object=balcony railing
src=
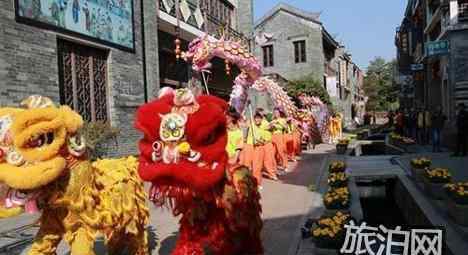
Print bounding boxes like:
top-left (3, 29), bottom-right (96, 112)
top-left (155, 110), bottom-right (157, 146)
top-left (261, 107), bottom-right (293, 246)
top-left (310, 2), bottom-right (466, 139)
top-left (159, 0), bottom-right (244, 41)
top-left (460, 1), bottom-right (468, 21)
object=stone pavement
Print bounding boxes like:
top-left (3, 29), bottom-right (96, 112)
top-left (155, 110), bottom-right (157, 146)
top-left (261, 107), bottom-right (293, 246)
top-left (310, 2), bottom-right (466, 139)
top-left (0, 144), bottom-right (336, 255)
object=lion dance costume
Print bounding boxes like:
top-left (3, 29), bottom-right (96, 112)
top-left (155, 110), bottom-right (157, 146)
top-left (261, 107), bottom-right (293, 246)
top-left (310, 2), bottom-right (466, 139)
top-left (134, 88), bottom-right (263, 255)
top-left (0, 96), bottom-right (149, 255)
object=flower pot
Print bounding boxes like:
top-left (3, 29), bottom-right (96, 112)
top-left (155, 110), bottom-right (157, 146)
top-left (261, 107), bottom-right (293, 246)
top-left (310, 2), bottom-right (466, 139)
top-left (446, 197), bottom-right (468, 226)
top-left (422, 177), bottom-right (449, 200)
top-left (312, 234), bottom-right (345, 252)
top-left (314, 247), bottom-right (340, 255)
top-left (336, 144), bottom-right (348, 155)
top-left (357, 132), bottom-right (368, 140)
top-left (329, 180), bottom-right (349, 188)
top-left (411, 167), bottom-right (426, 183)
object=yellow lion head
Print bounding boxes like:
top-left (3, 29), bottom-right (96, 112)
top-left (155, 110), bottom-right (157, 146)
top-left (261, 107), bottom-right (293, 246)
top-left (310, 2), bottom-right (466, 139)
top-left (0, 96), bottom-right (84, 191)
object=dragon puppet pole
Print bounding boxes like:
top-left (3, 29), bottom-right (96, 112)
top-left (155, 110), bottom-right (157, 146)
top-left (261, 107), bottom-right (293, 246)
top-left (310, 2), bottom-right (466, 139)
top-left (201, 71), bottom-right (210, 95)
top-left (246, 99), bottom-right (257, 145)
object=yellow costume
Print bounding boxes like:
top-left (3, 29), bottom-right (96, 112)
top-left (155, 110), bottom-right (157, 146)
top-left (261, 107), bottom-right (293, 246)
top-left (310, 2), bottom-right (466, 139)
top-left (0, 96), bottom-right (149, 255)
top-left (329, 116), bottom-right (340, 144)
top-left (226, 128), bottom-right (243, 161)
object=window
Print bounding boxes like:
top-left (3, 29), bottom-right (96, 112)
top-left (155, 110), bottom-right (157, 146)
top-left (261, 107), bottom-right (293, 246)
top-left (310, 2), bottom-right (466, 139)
top-left (58, 39), bottom-right (109, 122)
top-left (294, 40), bottom-right (306, 63)
top-left (459, 0), bottom-right (468, 21)
top-left (262, 45), bottom-right (274, 67)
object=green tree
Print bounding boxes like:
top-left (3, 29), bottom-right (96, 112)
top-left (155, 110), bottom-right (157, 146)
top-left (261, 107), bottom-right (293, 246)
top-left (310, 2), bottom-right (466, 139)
top-left (364, 57), bottom-right (399, 111)
top-left (286, 75), bottom-right (331, 106)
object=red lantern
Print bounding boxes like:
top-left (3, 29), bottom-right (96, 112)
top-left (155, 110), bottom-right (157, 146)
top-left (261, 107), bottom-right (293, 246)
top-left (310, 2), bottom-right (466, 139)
top-left (175, 38), bottom-right (181, 59)
top-left (0, 148), bottom-right (4, 159)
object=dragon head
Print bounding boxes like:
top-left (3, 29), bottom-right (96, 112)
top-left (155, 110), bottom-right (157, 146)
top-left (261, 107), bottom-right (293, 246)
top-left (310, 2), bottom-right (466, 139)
top-left (185, 36), bottom-right (214, 71)
top-left (135, 89), bottom-right (229, 194)
top-left (0, 96), bottom-right (84, 197)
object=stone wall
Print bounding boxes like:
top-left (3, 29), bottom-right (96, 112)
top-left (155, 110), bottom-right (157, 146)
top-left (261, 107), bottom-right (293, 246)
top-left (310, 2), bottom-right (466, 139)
top-left (0, 0), bottom-right (159, 156)
top-left (236, 0), bottom-right (254, 37)
top-left (254, 11), bottom-right (324, 81)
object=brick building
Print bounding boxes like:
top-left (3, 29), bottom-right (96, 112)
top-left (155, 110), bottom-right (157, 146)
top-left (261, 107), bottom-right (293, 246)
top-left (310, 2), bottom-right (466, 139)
top-left (0, 0), bottom-right (253, 155)
top-left (396, 0), bottom-right (468, 120)
top-left (253, 2), bottom-right (365, 127)
top-left (0, 0), bottom-right (161, 156)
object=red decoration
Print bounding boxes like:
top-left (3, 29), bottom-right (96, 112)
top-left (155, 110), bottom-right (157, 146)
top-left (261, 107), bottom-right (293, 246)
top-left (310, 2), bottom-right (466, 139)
top-left (175, 38), bottom-right (182, 59)
top-left (134, 93), bottom-right (263, 255)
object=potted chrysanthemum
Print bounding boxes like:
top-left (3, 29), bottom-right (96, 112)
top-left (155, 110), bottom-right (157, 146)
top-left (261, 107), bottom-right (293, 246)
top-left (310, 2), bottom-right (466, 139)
top-left (410, 157), bottom-right (431, 183)
top-left (311, 211), bottom-right (351, 254)
top-left (336, 139), bottom-right (349, 155)
top-left (445, 182), bottom-right (468, 226)
top-left (422, 168), bottom-right (452, 200)
top-left (328, 172), bottom-right (348, 188)
top-left (329, 161), bottom-right (346, 173)
top-left (323, 187), bottom-right (350, 214)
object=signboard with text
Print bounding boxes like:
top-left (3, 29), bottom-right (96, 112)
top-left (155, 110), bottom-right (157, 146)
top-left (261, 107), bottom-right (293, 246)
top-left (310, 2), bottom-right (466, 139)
top-left (425, 40), bottom-right (449, 57)
top-left (411, 64), bottom-right (424, 71)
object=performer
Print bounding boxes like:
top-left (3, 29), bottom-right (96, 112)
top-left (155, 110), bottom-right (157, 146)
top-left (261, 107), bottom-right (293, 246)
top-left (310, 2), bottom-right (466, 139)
top-left (226, 108), bottom-right (243, 165)
top-left (270, 108), bottom-right (289, 172)
top-left (336, 113), bottom-right (343, 140)
top-left (329, 114), bottom-right (339, 144)
top-left (0, 96), bottom-right (149, 254)
top-left (242, 112), bottom-right (278, 188)
top-left (285, 118), bottom-right (297, 162)
top-left (293, 118), bottom-right (303, 156)
top-left (134, 89), bottom-right (263, 255)
top-left (256, 109), bottom-right (279, 180)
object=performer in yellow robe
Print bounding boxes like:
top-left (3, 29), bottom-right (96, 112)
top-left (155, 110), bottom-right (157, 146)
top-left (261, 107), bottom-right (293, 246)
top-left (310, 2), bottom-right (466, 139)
top-left (270, 108), bottom-right (289, 172)
top-left (336, 113), bottom-right (343, 140)
top-left (328, 115), bottom-right (337, 144)
top-left (259, 113), bottom-right (278, 180)
top-left (226, 109), bottom-right (243, 165)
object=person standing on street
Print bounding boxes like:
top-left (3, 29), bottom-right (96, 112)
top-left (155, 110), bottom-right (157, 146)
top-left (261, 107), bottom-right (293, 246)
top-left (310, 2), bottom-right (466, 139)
top-left (409, 108), bottom-right (417, 140)
top-left (453, 103), bottom-right (468, 157)
top-left (387, 111), bottom-right (395, 127)
top-left (403, 109), bottom-right (410, 137)
top-left (395, 110), bottom-right (404, 135)
top-left (424, 108), bottom-right (432, 145)
top-left (431, 107), bottom-right (446, 152)
top-left (417, 108), bottom-right (425, 144)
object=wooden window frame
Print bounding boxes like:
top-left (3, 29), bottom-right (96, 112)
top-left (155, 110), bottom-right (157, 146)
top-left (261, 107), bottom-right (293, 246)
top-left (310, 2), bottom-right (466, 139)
top-left (294, 40), bottom-right (306, 63)
top-left (262, 45), bottom-right (274, 67)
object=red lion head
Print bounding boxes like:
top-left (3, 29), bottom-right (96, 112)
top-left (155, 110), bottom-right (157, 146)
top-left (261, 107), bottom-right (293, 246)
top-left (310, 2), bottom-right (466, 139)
top-left (134, 89), bottom-right (229, 193)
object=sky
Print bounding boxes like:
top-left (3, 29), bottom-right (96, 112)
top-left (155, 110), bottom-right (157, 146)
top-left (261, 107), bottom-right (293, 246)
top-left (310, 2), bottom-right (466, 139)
top-left (254, 0), bottom-right (408, 71)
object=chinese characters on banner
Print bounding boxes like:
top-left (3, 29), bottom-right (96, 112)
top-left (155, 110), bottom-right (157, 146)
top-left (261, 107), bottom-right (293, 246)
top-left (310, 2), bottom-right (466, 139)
top-left (340, 221), bottom-right (444, 255)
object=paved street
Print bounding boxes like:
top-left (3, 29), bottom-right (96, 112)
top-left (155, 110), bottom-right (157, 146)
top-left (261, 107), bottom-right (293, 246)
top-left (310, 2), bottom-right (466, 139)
top-left (0, 144), bottom-right (334, 255)
top-left (151, 144), bottom-right (334, 255)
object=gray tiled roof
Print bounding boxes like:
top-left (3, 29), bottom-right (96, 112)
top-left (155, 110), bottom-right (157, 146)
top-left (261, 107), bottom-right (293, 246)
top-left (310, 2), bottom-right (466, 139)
top-left (254, 2), bottom-right (321, 28)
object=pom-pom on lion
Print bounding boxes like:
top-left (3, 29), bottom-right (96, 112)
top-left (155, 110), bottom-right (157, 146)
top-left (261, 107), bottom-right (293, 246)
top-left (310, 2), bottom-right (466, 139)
top-left (0, 95), bottom-right (149, 255)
